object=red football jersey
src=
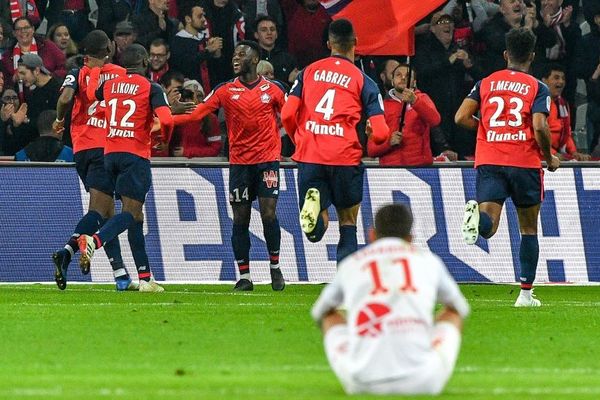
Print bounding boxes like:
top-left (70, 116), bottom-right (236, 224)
top-left (61, 63), bottom-right (126, 153)
top-left (289, 56), bottom-right (384, 166)
top-left (468, 69), bottom-right (551, 168)
top-left (202, 76), bottom-right (285, 164)
top-left (96, 73), bottom-right (170, 159)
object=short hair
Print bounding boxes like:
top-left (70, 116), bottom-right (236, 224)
top-left (159, 70), bottom-right (185, 87)
top-left (257, 60), bottom-right (274, 75)
top-left (505, 28), bottom-right (536, 65)
top-left (81, 30), bottom-right (111, 58)
top-left (178, 1), bottom-right (199, 24)
top-left (150, 38), bottom-right (169, 52)
top-left (236, 40), bottom-right (261, 57)
top-left (374, 204), bottom-right (413, 239)
top-left (328, 19), bottom-right (355, 53)
top-left (255, 15), bottom-right (278, 32)
top-left (392, 63), bottom-right (417, 80)
top-left (13, 16), bottom-right (33, 30)
top-left (540, 62), bottom-right (566, 80)
top-left (120, 43), bottom-right (148, 69)
top-left (37, 109), bottom-right (57, 135)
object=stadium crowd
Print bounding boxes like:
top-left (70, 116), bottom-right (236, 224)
top-left (0, 0), bottom-right (597, 164)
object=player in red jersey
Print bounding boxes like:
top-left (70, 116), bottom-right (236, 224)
top-left (455, 28), bottom-right (560, 307)
top-left (174, 41), bottom-right (286, 292)
top-left (281, 19), bottom-right (389, 263)
top-left (51, 30), bottom-right (137, 291)
top-left (77, 44), bottom-right (174, 293)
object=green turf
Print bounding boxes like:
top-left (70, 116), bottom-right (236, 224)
top-left (1, 284), bottom-right (600, 399)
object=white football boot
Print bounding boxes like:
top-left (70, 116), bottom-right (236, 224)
top-left (139, 277), bottom-right (165, 293)
top-left (514, 288), bottom-right (542, 307)
top-left (462, 200), bottom-right (480, 245)
top-left (300, 188), bottom-right (321, 234)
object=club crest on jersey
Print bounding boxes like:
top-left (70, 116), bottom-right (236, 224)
top-left (260, 93), bottom-right (271, 104)
top-left (262, 170), bottom-right (278, 188)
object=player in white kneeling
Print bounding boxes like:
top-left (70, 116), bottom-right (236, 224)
top-left (311, 204), bottom-right (470, 395)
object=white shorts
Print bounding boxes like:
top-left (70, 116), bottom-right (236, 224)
top-left (324, 321), bottom-right (461, 395)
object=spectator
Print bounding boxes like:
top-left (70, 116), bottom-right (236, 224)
top-left (17, 53), bottom-right (61, 130)
top-left (0, 0), bottom-right (45, 29)
top-left (477, 0), bottom-right (539, 75)
top-left (112, 20), bottom-right (138, 64)
top-left (14, 109), bottom-right (73, 161)
top-left (368, 64), bottom-right (441, 166)
top-left (97, 0), bottom-right (146, 38)
top-left (199, 0), bottom-right (245, 86)
top-left (154, 70), bottom-right (186, 156)
top-left (132, 0), bottom-right (179, 49)
top-left (541, 64), bottom-right (590, 161)
top-left (378, 58), bottom-right (400, 97)
top-left (239, 0), bottom-right (284, 41)
top-left (171, 83), bottom-right (222, 157)
top-left (170, 2), bottom-right (222, 95)
top-left (45, 0), bottom-right (92, 42)
top-left (148, 38), bottom-right (171, 82)
top-left (0, 87), bottom-right (34, 155)
top-left (46, 23), bottom-right (79, 58)
top-left (577, 1), bottom-right (600, 153)
top-left (443, 0), bottom-right (499, 34)
top-left (257, 59), bottom-right (275, 80)
top-left (415, 12), bottom-right (481, 159)
top-left (532, 0), bottom-right (580, 119)
top-left (280, 0), bottom-right (330, 68)
top-left (1, 17), bottom-right (66, 81)
top-left (254, 15), bottom-right (299, 86)
top-left (0, 22), bottom-right (10, 61)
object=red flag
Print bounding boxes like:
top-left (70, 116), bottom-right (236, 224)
top-left (321, 0), bottom-right (446, 56)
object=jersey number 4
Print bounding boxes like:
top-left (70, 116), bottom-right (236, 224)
top-left (107, 98), bottom-right (136, 128)
top-left (489, 96), bottom-right (524, 127)
top-left (315, 89), bottom-right (336, 121)
top-left (365, 258), bottom-right (417, 295)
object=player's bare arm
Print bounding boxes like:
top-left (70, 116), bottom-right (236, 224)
top-left (54, 87), bottom-right (75, 134)
top-left (455, 98), bottom-right (480, 131)
top-left (533, 112), bottom-right (560, 172)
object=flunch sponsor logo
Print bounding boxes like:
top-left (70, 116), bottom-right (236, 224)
top-left (486, 130), bottom-right (527, 142)
top-left (305, 120), bottom-right (344, 137)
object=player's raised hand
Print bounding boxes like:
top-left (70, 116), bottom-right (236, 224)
top-left (547, 154), bottom-right (560, 172)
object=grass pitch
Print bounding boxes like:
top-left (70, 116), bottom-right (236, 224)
top-left (1, 284), bottom-right (600, 399)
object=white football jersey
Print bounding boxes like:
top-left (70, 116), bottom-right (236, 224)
top-left (311, 237), bottom-right (470, 385)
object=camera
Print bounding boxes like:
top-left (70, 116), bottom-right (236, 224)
top-left (178, 88), bottom-right (195, 102)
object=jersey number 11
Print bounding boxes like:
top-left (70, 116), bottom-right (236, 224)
top-left (364, 258), bottom-right (417, 295)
